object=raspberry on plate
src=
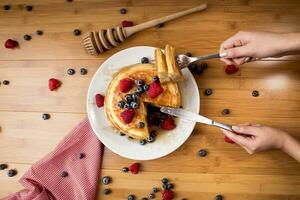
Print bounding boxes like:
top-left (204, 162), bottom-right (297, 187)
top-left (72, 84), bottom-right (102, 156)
top-left (119, 78), bottom-right (134, 93)
top-left (147, 82), bottom-right (164, 98)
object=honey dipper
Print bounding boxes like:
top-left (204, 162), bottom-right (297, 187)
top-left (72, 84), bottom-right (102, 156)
top-left (83, 4), bottom-right (207, 56)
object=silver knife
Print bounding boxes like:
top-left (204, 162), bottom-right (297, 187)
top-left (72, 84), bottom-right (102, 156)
top-left (160, 107), bottom-right (233, 132)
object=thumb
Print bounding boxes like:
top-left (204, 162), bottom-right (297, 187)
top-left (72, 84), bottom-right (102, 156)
top-left (224, 46), bottom-right (251, 59)
top-left (232, 125), bottom-right (257, 136)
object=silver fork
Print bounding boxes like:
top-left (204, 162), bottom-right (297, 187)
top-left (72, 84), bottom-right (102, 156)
top-left (176, 52), bottom-right (227, 69)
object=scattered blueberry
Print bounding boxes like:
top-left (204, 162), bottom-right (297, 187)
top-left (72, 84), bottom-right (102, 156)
top-left (163, 184), bottom-right (168, 190)
top-left (137, 86), bottom-right (144, 93)
top-left (103, 188), bottom-right (111, 195)
top-left (124, 103), bottom-right (131, 110)
top-left (198, 149), bottom-right (207, 157)
top-left (80, 68), bottom-right (88, 75)
top-left (167, 183), bottom-right (174, 189)
top-left (252, 90), bottom-right (259, 97)
top-left (157, 23), bottom-right (164, 28)
top-left (60, 171), bottom-right (68, 177)
top-left (185, 52), bottom-right (192, 57)
top-left (73, 29), bottom-right (81, 36)
top-left (152, 187), bottom-right (158, 193)
top-left (130, 101), bottom-right (138, 109)
top-left (188, 63), bottom-right (198, 72)
top-left (0, 164), bottom-right (8, 170)
top-left (122, 167), bottom-right (129, 173)
top-left (136, 79), bottom-right (144, 86)
top-left (67, 68), bottom-right (75, 75)
top-left (143, 84), bottom-right (150, 91)
top-left (131, 93), bottom-right (138, 102)
top-left (7, 169), bottom-right (17, 177)
top-left (149, 193), bottom-right (155, 199)
top-left (150, 130), bottom-right (156, 137)
top-left (118, 101), bottom-right (125, 109)
top-left (141, 57), bottom-right (149, 64)
top-left (24, 34), bottom-right (31, 41)
top-left (42, 113), bottom-right (50, 120)
top-left (25, 5), bottom-right (33, 11)
top-left (125, 94), bottom-right (132, 103)
top-left (147, 135), bottom-right (155, 143)
top-left (162, 178), bottom-right (169, 185)
top-left (137, 122), bottom-right (145, 128)
top-left (204, 88), bottom-right (213, 96)
top-left (3, 80), bottom-right (10, 85)
top-left (3, 5), bottom-right (10, 10)
top-left (120, 132), bottom-right (126, 136)
top-left (120, 8), bottom-right (127, 14)
top-left (139, 139), bottom-right (147, 145)
top-left (215, 194), bottom-right (223, 200)
top-left (152, 76), bottom-right (159, 82)
top-left (102, 176), bottom-right (111, 185)
top-left (200, 62), bottom-right (208, 69)
top-left (128, 194), bottom-right (135, 200)
top-left (36, 30), bottom-right (43, 35)
top-left (79, 153), bottom-right (85, 159)
top-left (222, 109), bottom-right (230, 115)
top-left (195, 66), bottom-right (203, 75)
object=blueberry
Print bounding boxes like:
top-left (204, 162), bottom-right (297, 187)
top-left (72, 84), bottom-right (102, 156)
top-left (7, 169), bottom-right (17, 177)
top-left (24, 34), bottom-right (31, 41)
top-left (3, 80), bottom-right (10, 85)
top-left (204, 88), bottom-right (213, 96)
top-left (124, 103), bottom-right (131, 110)
top-left (80, 68), bottom-right (88, 75)
top-left (136, 86), bottom-right (143, 93)
top-left (215, 194), bottom-right (223, 200)
top-left (131, 93), bottom-right (139, 102)
top-left (130, 101), bottom-right (138, 109)
top-left (125, 94), bottom-right (132, 103)
top-left (73, 29), bottom-right (81, 36)
top-left (198, 149), bottom-right (207, 157)
top-left (149, 193), bottom-right (155, 199)
top-left (118, 101), bottom-right (125, 109)
top-left (152, 76), bottom-right (159, 82)
top-left (162, 184), bottom-right (168, 190)
top-left (3, 5), bottom-right (10, 10)
top-left (137, 122), bottom-right (145, 128)
top-left (150, 130), bottom-right (157, 137)
top-left (67, 68), bottom-right (75, 75)
top-left (141, 57), bottom-right (149, 64)
top-left (122, 167), bottom-right (129, 173)
top-left (252, 90), bottom-right (259, 97)
top-left (60, 171), bottom-right (68, 177)
top-left (167, 183), bottom-right (174, 189)
top-left (139, 139), bottom-right (147, 145)
top-left (36, 30), bottom-right (43, 35)
top-left (103, 188), bottom-right (111, 195)
top-left (102, 176), bottom-right (111, 185)
top-left (128, 136), bottom-right (133, 139)
top-left (185, 52), bottom-right (192, 57)
top-left (25, 5), bottom-right (33, 11)
top-left (159, 113), bottom-right (167, 120)
top-left (0, 164), bottom-right (8, 170)
top-left (120, 132), bottom-right (126, 136)
top-left (222, 109), bottom-right (230, 115)
top-left (152, 187), bottom-right (158, 193)
top-left (200, 62), bottom-right (208, 69)
top-left (195, 66), bottom-right (203, 75)
top-left (141, 198), bottom-right (148, 200)
top-left (188, 63), bottom-right (198, 73)
top-left (135, 79), bottom-right (144, 86)
top-left (157, 23), bottom-right (164, 28)
top-left (143, 84), bottom-right (150, 91)
top-left (79, 153), bottom-right (85, 159)
top-left (128, 194), bottom-right (135, 200)
top-left (162, 178), bottom-right (169, 185)
top-left (120, 8), bottom-right (127, 14)
top-left (42, 113), bottom-right (50, 120)
top-left (134, 92), bottom-right (141, 97)
top-left (147, 135), bottom-right (155, 143)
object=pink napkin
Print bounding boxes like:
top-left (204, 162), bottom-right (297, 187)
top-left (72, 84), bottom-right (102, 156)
top-left (3, 117), bottom-right (103, 200)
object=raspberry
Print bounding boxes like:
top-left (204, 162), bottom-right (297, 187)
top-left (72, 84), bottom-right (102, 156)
top-left (147, 82), bottom-right (163, 98)
top-left (95, 94), bottom-right (105, 108)
top-left (129, 162), bottom-right (140, 174)
top-left (48, 78), bottom-right (61, 91)
top-left (225, 64), bottom-right (239, 74)
top-left (4, 39), bottom-right (18, 49)
top-left (119, 78), bottom-right (134, 93)
top-left (162, 190), bottom-right (174, 200)
top-left (160, 116), bottom-right (176, 130)
top-left (120, 109), bottom-right (135, 124)
top-left (121, 20), bottom-right (134, 27)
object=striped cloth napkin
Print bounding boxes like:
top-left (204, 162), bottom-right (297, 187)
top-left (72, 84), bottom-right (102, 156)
top-left (3, 117), bottom-right (103, 200)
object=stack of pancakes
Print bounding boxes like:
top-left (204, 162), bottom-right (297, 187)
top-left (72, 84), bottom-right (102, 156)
top-left (105, 45), bottom-right (183, 139)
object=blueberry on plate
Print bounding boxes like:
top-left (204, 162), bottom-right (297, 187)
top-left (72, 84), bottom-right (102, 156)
top-left (147, 135), bottom-right (155, 143)
top-left (137, 86), bottom-right (144, 93)
top-left (124, 103), bottom-right (131, 110)
top-left (149, 193), bottom-right (155, 199)
top-left (125, 94), bottom-right (132, 103)
top-left (167, 183), bottom-right (174, 189)
top-left (103, 188), bottom-right (111, 195)
top-left (131, 93), bottom-right (138, 102)
top-left (7, 169), bottom-right (17, 177)
top-left (67, 68), bottom-right (75, 75)
top-left (141, 57), bottom-right (149, 64)
top-left (137, 122), bottom-right (145, 128)
top-left (162, 178), bottom-right (169, 185)
top-left (152, 187), bottom-right (158, 193)
top-left (118, 101), bottom-right (125, 108)
top-left (102, 176), bottom-right (111, 185)
top-left (130, 101), bottom-right (138, 109)
top-left (136, 79), bottom-right (144, 86)
top-left (120, 132), bottom-right (126, 136)
top-left (198, 149), bottom-right (207, 157)
top-left (143, 84), bottom-right (150, 91)
top-left (152, 76), bottom-right (159, 82)
top-left (134, 91), bottom-right (141, 97)
top-left (139, 139), bottom-right (147, 145)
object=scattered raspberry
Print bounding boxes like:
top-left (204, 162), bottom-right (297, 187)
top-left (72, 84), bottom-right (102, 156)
top-left (225, 64), bottom-right (239, 74)
top-left (162, 190), bottom-right (174, 200)
top-left (121, 20), bottom-right (134, 27)
top-left (120, 109), bottom-right (135, 124)
top-left (224, 136), bottom-right (235, 144)
top-left (147, 82), bottom-right (163, 98)
top-left (160, 116), bottom-right (176, 130)
top-left (95, 94), bottom-right (105, 108)
top-left (119, 78), bottom-right (134, 93)
top-left (48, 78), bottom-right (61, 91)
top-left (129, 162), bottom-right (140, 174)
top-left (4, 39), bottom-right (18, 49)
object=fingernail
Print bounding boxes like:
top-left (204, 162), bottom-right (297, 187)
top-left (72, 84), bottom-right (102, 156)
top-left (220, 52), bottom-right (227, 58)
top-left (232, 126), bottom-right (239, 131)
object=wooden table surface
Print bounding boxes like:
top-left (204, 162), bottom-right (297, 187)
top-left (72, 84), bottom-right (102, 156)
top-left (1, 0), bottom-right (300, 199)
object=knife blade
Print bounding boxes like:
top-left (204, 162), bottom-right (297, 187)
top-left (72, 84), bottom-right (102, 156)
top-left (160, 107), bottom-right (233, 132)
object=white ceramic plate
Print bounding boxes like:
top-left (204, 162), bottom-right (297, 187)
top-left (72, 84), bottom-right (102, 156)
top-left (87, 46), bottom-right (200, 160)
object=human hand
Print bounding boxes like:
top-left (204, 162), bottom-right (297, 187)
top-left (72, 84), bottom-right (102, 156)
top-left (220, 123), bottom-right (287, 154)
top-left (219, 31), bottom-right (291, 65)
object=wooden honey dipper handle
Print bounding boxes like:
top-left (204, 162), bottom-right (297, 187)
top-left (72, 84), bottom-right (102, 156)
top-left (124, 4), bottom-right (207, 37)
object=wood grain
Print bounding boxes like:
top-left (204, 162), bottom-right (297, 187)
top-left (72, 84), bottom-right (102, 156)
top-left (0, 0), bottom-right (300, 199)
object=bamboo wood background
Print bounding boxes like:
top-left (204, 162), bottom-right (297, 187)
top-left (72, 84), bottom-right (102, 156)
top-left (0, 0), bottom-right (300, 199)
